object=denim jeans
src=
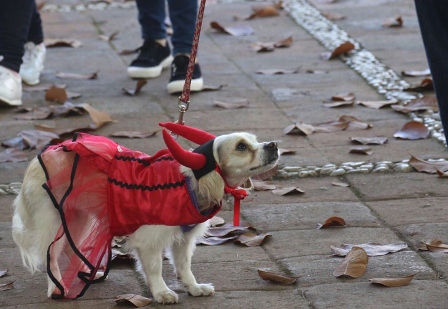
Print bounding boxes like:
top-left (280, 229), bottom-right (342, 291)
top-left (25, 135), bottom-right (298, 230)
top-left (136, 0), bottom-right (197, 55)
top-left (414, 0), bottom-right (448, 144)
top-left (0, 0), bottom-right (44, 72)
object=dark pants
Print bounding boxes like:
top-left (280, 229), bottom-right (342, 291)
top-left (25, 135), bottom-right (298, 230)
top-left (414, 0), bottom-right (448, 143)
top-left (0, 0), bottom-right (44, 72)
top-left (136, 0), bottom-right (197, 55)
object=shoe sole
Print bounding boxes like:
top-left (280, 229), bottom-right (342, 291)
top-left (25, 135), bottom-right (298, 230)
top-left (167, 77), bottom-right (204, 94)
top-left (0, 95), bottom-right (22, 106)
top-left (127, 55), bottom-right (173, 79)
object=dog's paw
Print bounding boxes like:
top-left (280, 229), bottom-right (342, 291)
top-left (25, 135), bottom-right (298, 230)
top-left (188, 283), bottom-right (215, 297)
top-left (154, 289), bottom-right (179, 304)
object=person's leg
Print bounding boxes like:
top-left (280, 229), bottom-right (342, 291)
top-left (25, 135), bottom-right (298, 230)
top-left (27, 2), bottom-right (44, 45)
top-left (414, 0), bottom-right (448, 143)
top-left (167, 0), bottom-right (197, 55)
top-left (127, 0), bottom-right (173, 79)
top-left (166, 0), bottom-right (203, 94)
top-left (0, 0), bottom-right (34, 72)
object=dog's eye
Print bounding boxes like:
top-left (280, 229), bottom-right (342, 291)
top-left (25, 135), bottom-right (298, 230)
top-left (236, 143), bottom-right (247, 151)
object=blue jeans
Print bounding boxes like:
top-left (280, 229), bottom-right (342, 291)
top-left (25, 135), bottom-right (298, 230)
top-left (414, 0), bottom-right (448, 144)
top-left (136, 0), bottom-right (197, 55)
top-left (0, 0), bottom-right (44, 72)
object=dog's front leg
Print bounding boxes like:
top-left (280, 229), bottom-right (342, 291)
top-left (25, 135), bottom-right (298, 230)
top-left (171, 227), bottom-right (215, 297)
top-left (136, 247), bottom-right (179, 304)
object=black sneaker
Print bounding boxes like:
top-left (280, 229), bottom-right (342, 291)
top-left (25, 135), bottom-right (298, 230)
top-left (127, 40), bottom-right (173, 79)
top-left (167, 55), bottom-right (203, 94)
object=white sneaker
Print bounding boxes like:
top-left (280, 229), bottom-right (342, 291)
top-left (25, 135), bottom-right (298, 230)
top-left (20, 42), bottom-right (46, 85)
top-left (0, 65), bottom-right (22, 106)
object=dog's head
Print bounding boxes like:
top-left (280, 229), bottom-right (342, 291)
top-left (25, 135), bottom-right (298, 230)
top-left (160, 122), bottom-right (279, 207)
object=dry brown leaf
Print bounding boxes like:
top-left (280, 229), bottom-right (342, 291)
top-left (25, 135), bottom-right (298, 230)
top-left (205, 223), bottom-right (251, 238)
top-left (321, 41), bottom-right (355, 60)
top-left (333, 247), bottom-right (368, 278)
top-left (279, 148), bottom-right (296, 155)
top-left (256, 68), bottom-right (299, 75)
top-left (0, 270), bottom-right (8, 278)
top-left (332, 181), bottom-right (349, 187)
top-left (331, 243), bottom-right (408, 257)
top-left (283, 122), bottom-right (314, 135)
top-left (115, 294), bottom-right (151, 307)
top-left (421, 239), bottom-right (448, 252)
top-left (234, 231), bottom-right (271, 247)
top-left (81, 103), bottom-right (114, 129)
top-left (393, 121), bottom-right (429, 140)
top-left (45, 86), bottom-right (67, 103)
top-left (0, 148), bottom-right (28, 163)
top-left (272, 186), bottom-right (304, 196)
top-left (208, 216), bottom-right (225, 227)
top-left (369, 274), bottom-right (415, 287)
top-left (20, 130), bottom-right (61, 150)
top-left (111, 248), bottom-right (135, 261)
top-left (1, 137), bottom-right (27, 150)
top-left (0, 281), bottom-right (14, 291)
top-left (198, 235), bottom-right (238, 246)
top-left (44, 38), bottom-right (82, 48)
top-left (99, 31), bottom-right (119, 42)
top-left (210, 21), bottom-right (254, 36)
top-left (123, 79), bottom-right (147, 96)
top-left (350, 136), bottom-right (388, 145)
top-left (356, 99), bottom-right (398, 109)
top-left (253, 180), bottom-right (277, 191)
top-left (436, 169), bottom-right (448, 177)
top-left (392, 96), bottom-right (438, 113)
top-left (340, 115), bottom-right (372, 131)
top-left (409, 155), bottom-right (448, 174)
top-left (110, 131), bottom-right (157, 139)
top-left (213, 99), bottom-right (249, 109)
top-left (274, 36), bottom-right (293, 48)
top-left (403, 78), bottom-right (433, 92)
top-left (323, 101), bottom-right (354, 108)
top-left (322, 12), bottom-right (346, 21)
top-left (382, 16), bottom-right (403, 28)
top-left (23, 83), bottom-right (66, 92)
top-left (349, 146), bottom-right (373, 155)
top-left (402, 68), bottom-right (431, 77)
top-left (56, 71), bottom-right (99, 80)
top-left (252, 36), bottom-right (293, 52)
top-left (317, 216), bottom-right (347, 229)
top-left (14, 106), bottom-right (52, 120)
top-left (257, 269), bottom-right (299, 285)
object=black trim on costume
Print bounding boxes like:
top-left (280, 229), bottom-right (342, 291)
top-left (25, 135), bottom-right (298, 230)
top-left (38, 153), bottom-right (50, 182)
top-left (113, 155), bottom-right (174, 166)
top-left (108, 178), bottom-right (185, 191)
top-left (193, 139), bottom-right (216, 179)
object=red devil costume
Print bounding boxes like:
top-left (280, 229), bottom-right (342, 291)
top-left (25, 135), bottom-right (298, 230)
top-left (38, 122), bottom-right (246, 299)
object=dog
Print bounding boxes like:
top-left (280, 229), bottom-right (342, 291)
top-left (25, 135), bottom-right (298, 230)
top-left (12, 122), bottom-right (279, 304)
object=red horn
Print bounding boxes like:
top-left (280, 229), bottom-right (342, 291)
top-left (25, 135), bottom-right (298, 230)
top-left (162, 129), bottom-right (206, 170)
top-left (159, 122), bottom-right (215, 145)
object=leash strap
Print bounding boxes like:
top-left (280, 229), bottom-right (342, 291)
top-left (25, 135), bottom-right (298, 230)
top-left (178, 0), bottom-right (207, 106)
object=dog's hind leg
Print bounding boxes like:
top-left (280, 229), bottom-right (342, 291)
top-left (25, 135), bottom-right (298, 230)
top-left (170, 223), bottom-right (215, 297)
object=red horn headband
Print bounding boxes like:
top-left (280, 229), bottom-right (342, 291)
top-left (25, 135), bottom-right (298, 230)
top-left (159, 122), bottom-right (216, 171)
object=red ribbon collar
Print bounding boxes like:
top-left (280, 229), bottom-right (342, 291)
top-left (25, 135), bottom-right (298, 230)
top-left (214, 165), bottom-right (249, 226)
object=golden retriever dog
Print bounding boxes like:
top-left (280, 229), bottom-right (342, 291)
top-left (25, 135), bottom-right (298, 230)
top-left (12, 122), bottom-right (279, 304)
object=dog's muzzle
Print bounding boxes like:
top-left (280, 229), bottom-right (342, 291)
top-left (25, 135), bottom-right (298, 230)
top-left (263, 141), bottom-right (279, 164)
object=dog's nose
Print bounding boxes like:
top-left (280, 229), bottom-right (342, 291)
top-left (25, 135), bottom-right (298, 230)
top-left (264, 141), bottom-right (278, 150)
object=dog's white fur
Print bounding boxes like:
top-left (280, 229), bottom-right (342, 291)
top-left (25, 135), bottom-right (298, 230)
top-left (12, 132), bottom-right (279, 304)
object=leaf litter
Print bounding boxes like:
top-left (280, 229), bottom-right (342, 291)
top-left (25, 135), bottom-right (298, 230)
top-left (257, 269), bottom-right (299, 285)
top-left (320, 41), bottom-right (355, 60)
top-left (210, 21), bottom-right (254, 36)
top-left (115, 294), bottom-right (151, 307)
top-left (284, 116), bottom-right (372, 136)
top-left (393, 121), bottom-right (429, 140)
top-left (409, 154), bottom-right (448, 174)
top-left (369, 274), bottom-right (415, 287)
top-left (333, 247), bottom-right (368, 278)
top-left (317, 216), bottom-right (347, 229)
top-left (331, 242), bottom-right (408, 257)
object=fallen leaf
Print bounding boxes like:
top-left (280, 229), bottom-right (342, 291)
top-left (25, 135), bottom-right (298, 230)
top-left (0, 148), bottom-right (28, 163)
top-left (256, 68), bottom-right (299, 75)
top-left (198, 235), bottom-right (238, 246)
top-left (323, 92), bottom-right (355, 107)
top-left (279, 148), bottom-right (296, 155)
top-left (321, 41), bottom-right (355, 60)
top-left (115, 294), bottom-right (151, 307)
top-left (391, 96), bottom-right (438, 113)
top-left (235, 4), bottom-right (280, 20)
top-left (252, 36), bottom-right (293, 52)
top-left (22, 83), bottom-right (66, 92)
top-left (252, 165), bottom-right (278, 180)
top-left (333, 247), bottom-right (368, 278)
top-left (331, 243), bottom-right (408, 257)
top-left (393, 121), bottom-right (429, 140)
top-left (208, 216), bottom-right (225, 227)
top-left (205, 223), bottom-right (251, 237)
top-left (272, 186), bottom-right (305, 196)
top-left (401, 68), bottom-right (431, 77)
top-left (0, 270), bottom-right (8, 278)
top-left (110, 131), bottom-right (157, 139)
top-left (1, 137), bottom-right (27, 150)
top-left (20, 130), bottom-right (61, 150)
top-left (369, 274), bottom-right (415, 287)
top-left (323, 101), bottom-right (354, 108)
top-left (210, 21), bottom-right (254, 36)
top-left (322, 12), bottom-right (346, 21)
top-left (45, 86), bottom-right (67, 103)
top-left (257, 269), bottom-right (299, 285)
top-left (403, 77), bottom-right (433, 92)
top-left (332, 181), bottom-right (349, 187)
top-left (44, 38), bottom-right (82, 48)
top-left (409, 155), bottom-right (448, 174)
top-left (317, 216), bottom-right (347, 229)
top-left (420, 239), bottom-right (448, 252)
top-left (305, 69), bottom-right (328, 74)
top-left (234, 231), bottom-right (271, 246)
top-left (331, 92), bottom-right (356, 102)
top-left (123, 79), bottom-right (147, 96)
top-left (274, 36), bottom-right (293, 48)
top-left (0, 281), bottom-right (14, 291)
top-left (14, 106), bottom-right (52, 120)
top-left (436, 169), bottom-right (448, 177)
top-left (213, 99), bottom-right (249, 109)
top-left (253, 180), bottom-right (277, 191)
top-left (283, 122), bottom-right (314, 136)
top-left (81, 103), bottom-right (114, 129)
top-left (111, 248), bottom-right (135, 261)
top-left (350, 136), bottom-right (388, 145)
top-left (56, 71), bottom-right (99, 80)
top-left (340, 115), bottom-right (372, 131)
top-left (349, 146), bottom-right (373, 155)
top-left (99, 31), bottom-right (118, 41)
top-left (356, 99), bottom-right (398, 109)
top-left (382, 16), bottom-right (403, 28)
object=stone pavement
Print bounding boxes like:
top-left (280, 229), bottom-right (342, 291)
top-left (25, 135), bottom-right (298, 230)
top-left (1, 0), bottom-right (448, 308)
